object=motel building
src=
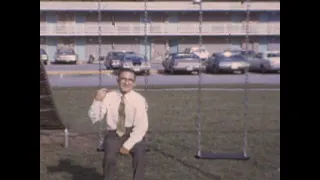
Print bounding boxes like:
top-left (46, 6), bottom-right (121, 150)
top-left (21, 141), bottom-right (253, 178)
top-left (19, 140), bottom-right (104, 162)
top-left (40, 0), bottom-right (280, 63)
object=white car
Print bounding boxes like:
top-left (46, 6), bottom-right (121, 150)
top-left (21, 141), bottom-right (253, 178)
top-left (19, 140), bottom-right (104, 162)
top-left (54, 48), bottom-right (78, 64)
top-left (248, 51), bottom-right (280, 73)
top-left (184, 47), bottom-right (210, 61)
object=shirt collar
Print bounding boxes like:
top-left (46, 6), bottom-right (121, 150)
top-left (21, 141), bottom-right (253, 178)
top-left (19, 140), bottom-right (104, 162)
top-left (116, 89), bottom-right (133, 99)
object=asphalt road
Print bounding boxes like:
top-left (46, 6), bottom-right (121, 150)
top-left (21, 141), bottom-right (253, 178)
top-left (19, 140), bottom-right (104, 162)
top-left (48, 73), bottom-right (280, 87)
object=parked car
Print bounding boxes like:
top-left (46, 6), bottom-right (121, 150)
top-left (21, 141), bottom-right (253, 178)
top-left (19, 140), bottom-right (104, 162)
top-left (205, 51), bottom-right (249, 74)
top-left (54, 48), bottom-right (78, 64)
top-left (222, 49), bottom-right (256, 60)
top-left (119, 53), bottom-right (151, 75)
top-left (248, 51), bottom-right (280, 73)
top-left (162, 53), bottom-right (204, 74)
top-left (240, 50), bottom-right (256, 61)
top-left (104, 51), bottom-right (136, 69)
top-left (184, 47), bottom-right (210, 61)
top-left (40, 48), bottom-right (49, 65)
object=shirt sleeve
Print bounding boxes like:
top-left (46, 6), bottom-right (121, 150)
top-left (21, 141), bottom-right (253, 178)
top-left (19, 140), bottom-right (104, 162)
top-left (88, 99), bottom-right (108, 124)
top-left (123, 98), bottom-right (149, 150)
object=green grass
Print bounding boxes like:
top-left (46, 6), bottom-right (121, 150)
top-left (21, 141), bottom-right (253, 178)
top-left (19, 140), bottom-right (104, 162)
top-left (40, 87), bottom-right (280, 180)
top-left (51, 83), bottom-right (280, 92)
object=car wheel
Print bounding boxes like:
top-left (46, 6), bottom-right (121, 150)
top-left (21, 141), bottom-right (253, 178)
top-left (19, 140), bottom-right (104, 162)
top-left (212, 66), bottom-right (219, 74)
top-left (205, 66), bottom-right (210, 73)
top-left (260, 65), bottom-right (267, 74)
top-left (170, 68), bottom-right (174, 75)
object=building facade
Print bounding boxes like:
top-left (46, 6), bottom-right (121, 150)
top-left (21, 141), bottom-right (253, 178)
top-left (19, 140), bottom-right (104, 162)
top-left (40, 1), bottom-right (280, 62)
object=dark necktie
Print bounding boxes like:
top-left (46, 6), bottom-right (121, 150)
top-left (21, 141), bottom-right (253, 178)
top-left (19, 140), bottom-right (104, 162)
top-left (116, 95), bottom-right (126, 137)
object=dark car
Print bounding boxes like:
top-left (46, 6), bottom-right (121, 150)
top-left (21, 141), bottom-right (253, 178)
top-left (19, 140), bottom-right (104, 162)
top-left (119, 54), bottom-right (151, 75)
top-left (104, 51), bottom-right (135, 69)
top-left (205, 52), bottom-right (250, 74)
top-left (40, 48), bottom-right (49, 65)
top-left (223, 49), bottom-right (256, 61)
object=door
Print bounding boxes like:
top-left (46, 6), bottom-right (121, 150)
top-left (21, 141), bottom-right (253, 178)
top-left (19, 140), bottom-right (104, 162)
top-left (85, 37), bottom-right (98, 59)
top-left (268, 37), bottom-right (280, 51)
top-left (250, 52), bottom-right (263, 70)
top-left (169, 39), bottom-right (179, 53)
top-left (151, 40), bottom-right (166, 62)
top-left (113, 38), bottom-right (140, 52)
top-left (178, 38), bottom-right (198, 52)
top-left (203, 37), bottom-right (232, 53)
top-left (241, 40), bottom-right (259, 51)
top-left (162, 55), bottom-right (172, 70)
top-left (40, 37), bottom-right (46, 50)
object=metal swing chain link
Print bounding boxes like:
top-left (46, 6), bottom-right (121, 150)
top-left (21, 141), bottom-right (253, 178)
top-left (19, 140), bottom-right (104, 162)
top-left (97, 0), bottom-right (104, 148)
top-left (243, 0), bottom-right (251, 157)
top-left (144, 0), bottom-right (149, 91)
top-left (143, 0), bottom-right (150, 149)
top-left (98, 0), bottom-right (102, 88)
top-left (196, 2), bottom-right (203, 156)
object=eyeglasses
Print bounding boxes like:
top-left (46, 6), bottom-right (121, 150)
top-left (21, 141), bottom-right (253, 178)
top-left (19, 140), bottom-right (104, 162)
top-left (119, 77), bottom-right (135, 83)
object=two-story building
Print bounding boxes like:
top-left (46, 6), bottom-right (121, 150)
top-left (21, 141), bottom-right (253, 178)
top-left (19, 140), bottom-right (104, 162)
top-left (40, 0), bottom-right (280, 63)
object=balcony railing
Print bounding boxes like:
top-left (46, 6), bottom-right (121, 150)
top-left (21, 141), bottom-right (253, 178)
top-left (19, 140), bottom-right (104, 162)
top-left (40, 2), bottom-right (280, 11)
top-left (40, 23), bottom-right (280, 36)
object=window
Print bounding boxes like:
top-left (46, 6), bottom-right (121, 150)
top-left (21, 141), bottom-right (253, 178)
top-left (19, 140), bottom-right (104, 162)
top-left (255, 53), bottom-right (263, 59)
top-left (267, 53), bottom-right (280, 58)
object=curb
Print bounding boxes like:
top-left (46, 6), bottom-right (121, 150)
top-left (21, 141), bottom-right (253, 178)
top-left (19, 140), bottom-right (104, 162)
top-left (47, 69), bottom-right (160, 75)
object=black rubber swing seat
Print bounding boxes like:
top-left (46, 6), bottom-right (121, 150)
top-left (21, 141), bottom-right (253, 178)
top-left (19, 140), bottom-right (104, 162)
top-left (96, 147), bottom-right (104, 152)
top-left (195, 152), bottom-right (250, 160)
top-left (96, 146), bottom-right (150, 152)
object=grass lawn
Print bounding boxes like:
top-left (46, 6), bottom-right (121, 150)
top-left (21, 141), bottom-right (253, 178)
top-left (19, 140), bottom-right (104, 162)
top-left (40, 87), bottom-right (280, 180)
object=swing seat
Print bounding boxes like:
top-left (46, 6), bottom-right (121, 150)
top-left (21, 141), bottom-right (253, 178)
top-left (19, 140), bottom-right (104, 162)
top-left (96, 147), bottom-right (104, 152)
top-left (195, 152), bottom-right (250, 160)
top-left (96, 147), bottom-right (150, 152)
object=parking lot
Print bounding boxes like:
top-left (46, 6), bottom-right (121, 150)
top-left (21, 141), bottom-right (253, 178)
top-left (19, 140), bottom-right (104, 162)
top-left (45, 63), bottom-right (163, 72)
top-left (45, 64), bottom-right (280, 87)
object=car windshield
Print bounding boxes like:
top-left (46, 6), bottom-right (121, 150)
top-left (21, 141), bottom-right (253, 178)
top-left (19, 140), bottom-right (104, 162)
top-left (123, 51), bottom-right (135, 55)
top-left (241, 50), bottom-right (255, 57)
top-left (124, 55), bottom-right (145, 61)
top-left (109, 52), bottom-right (124, 58)
top-left (219, 55), bottom-right (245, 61)
top-left (174, 54), bottom-right (198, 60)
top-left (223, 50), bottom-right (242, 55)
top-left (192, 48), bottom-right (206, 53)
top-left (40, 49), bottom-right (46, 54)
top-left (267, 53), bottom-right (280, 58)
top-left (58, 49), bottom-right (75, 55)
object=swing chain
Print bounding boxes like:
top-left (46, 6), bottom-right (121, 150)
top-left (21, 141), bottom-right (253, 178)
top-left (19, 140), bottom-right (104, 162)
top-left (144, 0), bottom-right (149, 91)
top-left (243, 0), bottom-right (251, 157)
top-left (196, 1), bottom-right (203, 156)
top-left (97, 0), bottom-right (104, 148)
top-left (98, 0), bottom-right (102, 88)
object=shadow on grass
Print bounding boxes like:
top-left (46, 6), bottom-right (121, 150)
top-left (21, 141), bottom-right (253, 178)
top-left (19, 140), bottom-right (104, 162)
top-left (47, 159), bottom-right (102, 180)
top-left (150, 146), bottom-right (222, 180)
